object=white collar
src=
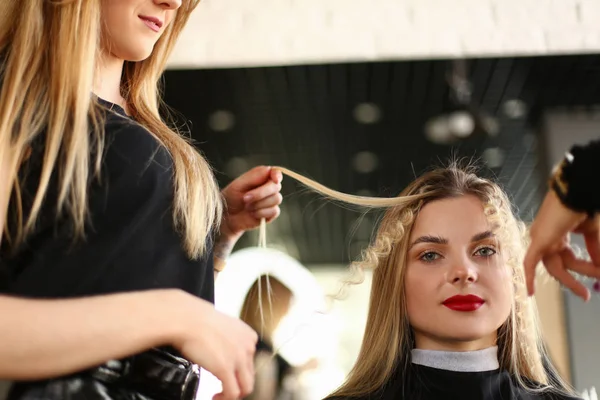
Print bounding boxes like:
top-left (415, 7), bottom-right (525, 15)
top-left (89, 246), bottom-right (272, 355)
top-left (411, 346), bottom-right (499, 372)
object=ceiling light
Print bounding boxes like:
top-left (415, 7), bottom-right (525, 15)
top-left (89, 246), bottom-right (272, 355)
top-left (208, 110), bottom-right (236, 132)
top-left (353, 103), bottom-right (381, 124)
top-left (424, 116), bottom-right (454, 145)
top-left (482, 115), bottom-right (500, 137)
top-left (448, 111), bottom-right (475, 138)
top-left (352, 151), bottom-right (379, 174)
top-left (502, 99), bottom-right (527, 119)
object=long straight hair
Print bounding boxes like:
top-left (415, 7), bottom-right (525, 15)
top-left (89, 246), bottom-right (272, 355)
top-left (0, 0), bottom-right (222, 258)
top-left (274, 165), bottom-right (575, 398)
top-left (240, 275), bottom-right (293, 343)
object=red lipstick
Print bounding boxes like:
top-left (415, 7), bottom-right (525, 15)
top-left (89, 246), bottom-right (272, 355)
top-left (442, 294), bottom-right (484, 312)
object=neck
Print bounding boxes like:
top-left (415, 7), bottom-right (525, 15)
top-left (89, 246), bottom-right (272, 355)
top-left (94, 53), bottom-right (126, 108)
top-left (411, 346), bottom-right (499, 372)
top-left (413, 331), bottom-right (496, 352)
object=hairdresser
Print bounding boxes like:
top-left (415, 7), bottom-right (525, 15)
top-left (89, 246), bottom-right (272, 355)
top-left (0, 0), bottom-right (283, 399)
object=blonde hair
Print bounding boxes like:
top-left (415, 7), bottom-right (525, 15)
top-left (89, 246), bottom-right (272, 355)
top-left (274, 164), bottom-right (574, 398)
top-left (240, 275), bottom-right (293, 344)
top-left (0, 0), bottom-right (221, 258)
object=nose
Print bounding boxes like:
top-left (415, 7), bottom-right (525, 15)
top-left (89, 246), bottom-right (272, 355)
top-left (447, 257), bottom-right (478, 285)
top-left (154, 0), bottom-right (182, 10)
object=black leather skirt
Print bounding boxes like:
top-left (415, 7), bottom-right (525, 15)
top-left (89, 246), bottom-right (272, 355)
top-left (6, 349), bottom-right (200, 400)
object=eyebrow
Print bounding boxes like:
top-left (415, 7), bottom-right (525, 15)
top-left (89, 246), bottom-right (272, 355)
top-left (409, 235), bottom-right (447, 249)
top-left (409, 230), bottom-right (495, 249)
top-left (471, 230), bottom-right (495, 243)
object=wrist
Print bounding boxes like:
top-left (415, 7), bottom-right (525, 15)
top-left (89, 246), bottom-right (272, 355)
top-left (218, 223), bottom-right (243, 244)
top-left (213, 229), bottom-right (239, 272)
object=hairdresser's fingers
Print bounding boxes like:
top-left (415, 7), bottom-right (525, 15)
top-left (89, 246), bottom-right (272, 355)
top-left (230, 166), bottom-right (273, 193)
top-left (270, 167), bottom-right (283, 184)
top-left (215, 371), bottom-right (240, 400)
top-left (243, 181), bottom-right (282, 205)
top-left (525, 191), bottom-right (585, 296)
top-left (544, 253), bottom-right (591, 302)
top-left (252, 205), bottom-right (281, 223)
top-left (525, 235), bottom-right (569, 296)
top-left (561, 247), bottom-right (600, 279)
top-left (235, 359), bottom-right (255, 398)
top-left (246, 193), bottom-right (283, 212)
top-left (246, 348), bottom-right (255, 376)
top-left (523, 249), bottom-right (541, 297)
top-left (528, 191), bottom-right (586, 254)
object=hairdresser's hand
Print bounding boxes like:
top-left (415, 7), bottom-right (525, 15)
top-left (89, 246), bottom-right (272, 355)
top-left (524, 190), bottom-right (600, 300)
top-left (220, 166), bottom-right (283, 241)
top-left (170, 291), bottom-right (258, 400)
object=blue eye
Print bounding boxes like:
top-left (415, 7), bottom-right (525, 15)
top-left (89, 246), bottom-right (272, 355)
top-left (475, 247), bottom-right (496, 257)
top-left (420, 252), bottom-right (441, 263)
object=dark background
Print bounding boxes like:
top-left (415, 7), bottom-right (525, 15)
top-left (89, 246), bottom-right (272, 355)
top-left (163, 54), bottom-right (600, 265)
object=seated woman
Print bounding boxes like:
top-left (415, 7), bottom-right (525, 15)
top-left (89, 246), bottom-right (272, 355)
top-left (276, 165), bottom-right (582, 400)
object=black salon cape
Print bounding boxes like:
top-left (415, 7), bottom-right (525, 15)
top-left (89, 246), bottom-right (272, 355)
top-left (329, 364), bottom-right (583, 400)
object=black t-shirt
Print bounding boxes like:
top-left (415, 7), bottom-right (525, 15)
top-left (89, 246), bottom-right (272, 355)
top-left (0, 99), bottom-right (215, 302)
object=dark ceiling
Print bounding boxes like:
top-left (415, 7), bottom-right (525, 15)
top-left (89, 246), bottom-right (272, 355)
top-left (162, 54), bottom-right (600, 266)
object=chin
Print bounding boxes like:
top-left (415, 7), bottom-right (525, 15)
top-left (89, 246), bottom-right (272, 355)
top-left (116, 44), bottom-right (156, 63)
top-left (124, 51), bottom-right (154, 62)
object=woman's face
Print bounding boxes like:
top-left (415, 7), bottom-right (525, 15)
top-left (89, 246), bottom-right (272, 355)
top-left (101, 0), bottom-right (182, 62)
top-left (405, 195), bottom-right (513, 351)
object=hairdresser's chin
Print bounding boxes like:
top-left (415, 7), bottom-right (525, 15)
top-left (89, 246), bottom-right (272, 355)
top-left (101, 0), bottom-right (177, 62)
top-left (102, 29), bottom-right (166, 62)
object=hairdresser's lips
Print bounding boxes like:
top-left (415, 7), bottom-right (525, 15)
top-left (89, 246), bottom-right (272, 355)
top-left (139, 15), bottom-right (163, 33)
top-left (442, 294), bottom-right (484, 312)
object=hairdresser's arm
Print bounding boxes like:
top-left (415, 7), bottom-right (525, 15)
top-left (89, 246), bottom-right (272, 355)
top-left (0, 290), bottom-right (184, 380)
top-left (0, 290), bottom-right (258, 399)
